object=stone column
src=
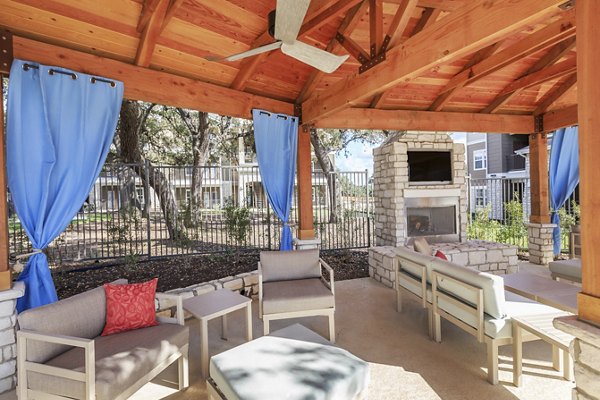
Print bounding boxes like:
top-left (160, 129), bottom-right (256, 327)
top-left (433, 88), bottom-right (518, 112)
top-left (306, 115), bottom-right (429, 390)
top-left (0, 282), bottom-right (24, 394)
top-left (555, 316), bottom-right (600, 400)
top-left (527, 223), bottom-right (555, 265)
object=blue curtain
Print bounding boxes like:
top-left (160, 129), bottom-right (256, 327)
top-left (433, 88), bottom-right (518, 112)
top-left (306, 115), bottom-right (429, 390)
top-left (252, 109), bottom-right (298, 250)
top-left (7, 60), bottom-right (123, 312)
top-left (549, 126), bottom-right (579, 255)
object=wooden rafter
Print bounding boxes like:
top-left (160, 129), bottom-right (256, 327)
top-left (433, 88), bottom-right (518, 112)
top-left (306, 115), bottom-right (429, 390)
top-left (135, 0), bottom-right (169, 67)
top-left (534, 72), bottom-right (576, 115)
top-left (302, 0), bottom-right (568, 124)
top-left (314, 108), bottom-right (534, 133)
top-left (482, 37), bottom-right (576, 113)
top-left (162, 0), bottom-right (185, 31)
top-left (428, 42), bottom-right (502, 111)
top-left (414, 0), bottom-right (464, 11)
top-left (296, 0), bottom-right (369, 102)
top-left (369, 0), bottom-right (383, 58)
top-left (137, 0), bottom-right (161, 32)
top-left (300, 0), bottom-right (363, 37)
top-left (14, 36), bottom-right (294, 119)
top-left (440, 10), bottom-right (575, 96)
top-left (384, 0), bottom-right (420, 51)
top-left (336, 33), bottom-right (369, 63)
top-left (230, 31), bottom-right (272, 91)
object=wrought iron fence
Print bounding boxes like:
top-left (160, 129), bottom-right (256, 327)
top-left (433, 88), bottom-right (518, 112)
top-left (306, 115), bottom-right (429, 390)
top-left (467, 176), bottom-right (579, 252)
top-left (9, 163), bottom-right (374, 264)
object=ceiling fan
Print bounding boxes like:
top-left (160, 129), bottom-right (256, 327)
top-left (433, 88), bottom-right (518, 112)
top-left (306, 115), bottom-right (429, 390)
top-left (208, 0), bottom-right (349, 73)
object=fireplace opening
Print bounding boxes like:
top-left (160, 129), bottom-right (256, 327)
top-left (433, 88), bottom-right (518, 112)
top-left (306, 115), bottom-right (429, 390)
top-left (407, 206), bottom-right (456, 237)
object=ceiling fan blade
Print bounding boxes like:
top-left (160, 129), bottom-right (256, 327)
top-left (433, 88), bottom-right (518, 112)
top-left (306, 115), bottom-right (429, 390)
top-left (274, 0), bottom-right (311, 44)
top-left (281, 41), bottom-right (349, 73)
top-left (206, 41), bottom-right (282, 62)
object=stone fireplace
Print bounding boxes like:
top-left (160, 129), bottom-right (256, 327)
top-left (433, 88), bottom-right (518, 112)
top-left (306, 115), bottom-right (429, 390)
top-left (373, 132), bottom-right (468, 246)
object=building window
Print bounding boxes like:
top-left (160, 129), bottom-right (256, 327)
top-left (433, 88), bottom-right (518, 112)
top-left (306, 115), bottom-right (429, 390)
top-left (136, 187), bottom-right (145, 205)
top-left (185, 189), bottom-right (192, 205)
top-left (474, 188), bottom-right (486, 208)
top-left (473, 150), bottom-right (487, 171)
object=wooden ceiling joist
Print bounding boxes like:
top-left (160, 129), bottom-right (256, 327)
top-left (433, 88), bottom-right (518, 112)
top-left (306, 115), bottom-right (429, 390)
top-left (230, 31), bottom-right (271, 91)
top-left (299, 0), bottom-right (363, 38)
top-left (534, 72), bottom-right (577, 115)
top-left (13, 36), bottom-right (294, 119)
top-left (314, 108), bottom-right (534, 133)
top-left (161, 0), bottom-right (184, 31)
top-left (440, 10), bottom-right (576, 96)
top-left (410, 7), bottom-right (441, 36)
top-left (384, 0), bottom-right (419, 51)
top-left (302, 0), bottom-right (568, 124)
top-left (369, 0), bottom-right (383, 58)
top-left (135, 0), bottom-right (169, 67)
top-left (296, 0), bottom-right (369, 102)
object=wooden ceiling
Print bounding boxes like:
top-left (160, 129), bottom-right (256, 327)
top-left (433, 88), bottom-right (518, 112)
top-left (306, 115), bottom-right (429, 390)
top-left (0, 0), bottom-right (578, 133)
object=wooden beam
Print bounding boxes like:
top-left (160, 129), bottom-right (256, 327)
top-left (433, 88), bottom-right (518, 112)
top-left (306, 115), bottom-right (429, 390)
top-left (137, 0), bottom-right (161, 32)
top-left (577, 0), bottom-right (600, 325)
top-left (534, 73), bottom-right (576, 115)
top-left (415, 0), bottom-right (464, 11)
top-left (297, 126), bottom-right (315, 239)
top-left (336, 33), bottom-right (369, 63)
top-left (314, 108), bottom-right (534, 133)
top-left (299, 0), bottom-right (363, 38)
top-left (230, 31), bottom-right (272, 91)
top-left (369, 0), bottom-right (383, 58)
top-left (428, 42), bottom-right (501, 111)
top-left (542, 105), bottom-right (577, 132)
top-left (482, 57), bottom-right (577, 113)
top-left (529, 133), bottom-right (550, 224)
top-left (384, 0), bottom-right (419, 51)
top-left (135, 0), bottom-right (169, 67)
top-left (161, 0), bottom-right (185, 31)
top-left (296, 0), bottom-right (369, 102)
top-left (303, 0), bottom-right (567, 124)
top-left (440, 10), bottom-right (576, 96)
top-left (13, 36), bottom-right (294, 119)
top-left (0, 77), bottom-right (11, 289)
top-left (482, 38), bottom-right (576, 113)
top-left (410, 7), bottom-right (441, 36)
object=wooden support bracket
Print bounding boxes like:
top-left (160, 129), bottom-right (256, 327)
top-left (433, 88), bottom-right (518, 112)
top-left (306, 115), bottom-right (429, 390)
top-left (0, 30), bottom-right (13, 74)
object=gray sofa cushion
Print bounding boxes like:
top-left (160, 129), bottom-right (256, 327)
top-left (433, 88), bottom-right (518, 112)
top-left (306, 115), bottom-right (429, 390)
top-left (260, 249), bottom-right (321, 282)
top-left (430, 259), bottom-right (506, 319)
top-left (262, 278), bottom-right (335, 314)
top-left (28, 323), bottom-right (189, 400)
top-left (210, 324), bottom-right (369, 400)
top-left (549, 258), bottom-right (581, 280)
top-left (17, 279), bottom-right (127, 363)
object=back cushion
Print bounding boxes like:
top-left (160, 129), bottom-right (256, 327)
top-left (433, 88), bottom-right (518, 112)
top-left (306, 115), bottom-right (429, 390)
top-left (18, 279), bottom-right (127, 363)
top-left (395, 247), bottom-right (436, 282)
top-left (260, 249), bottom-right (321, 283)
top-left (429, 259), bottom-right (506, 319)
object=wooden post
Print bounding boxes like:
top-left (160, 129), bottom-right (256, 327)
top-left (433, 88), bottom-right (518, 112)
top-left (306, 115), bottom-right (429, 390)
top-left (577, 0), bottom-right (600, 325)
top-left (297, 125), bottom-right (315, 240)
top-left (0, 77), bottom-right (11, 290)
top-left (529, 132), bottom-right (550, 224)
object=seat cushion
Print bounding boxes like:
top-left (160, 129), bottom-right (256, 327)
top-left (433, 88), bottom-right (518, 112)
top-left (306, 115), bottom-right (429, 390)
top-left (17, 279), bottom-right (127, 363)
top-left (262, 278), bottom-right (335, 315)
top-left (210, 324), bottom-right (369, 400)
top-left (28, 323), bottom-right (189, 400)
top-left (260, 249), bottom-right (321, 282)
top-left (549, 259), bottom-right (582, 280)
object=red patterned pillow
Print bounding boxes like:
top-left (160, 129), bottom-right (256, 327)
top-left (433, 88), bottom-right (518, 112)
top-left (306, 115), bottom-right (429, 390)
top-left (101, 278), bottom-right (158, 336)
top-left (434, 250), bottom-right (448, 261)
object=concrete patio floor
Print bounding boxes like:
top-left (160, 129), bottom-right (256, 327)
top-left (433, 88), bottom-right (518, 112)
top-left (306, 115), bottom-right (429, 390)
top-left (5, 262), bottom-right (575, 400)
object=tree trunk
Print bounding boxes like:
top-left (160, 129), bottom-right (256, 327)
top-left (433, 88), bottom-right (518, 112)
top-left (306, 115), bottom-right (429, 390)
top-left (310, 129), bottom-right (338, 223)
top-left (118, 100), bottom-right (186, 240)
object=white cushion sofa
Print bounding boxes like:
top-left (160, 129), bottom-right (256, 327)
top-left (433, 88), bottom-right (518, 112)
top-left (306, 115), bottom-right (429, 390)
top-left (16, 280), bottom-right (189, 400)
top-left (395, 246), bottom-right (560, 384)
top-left (549, 258), bottom-right (581, 283)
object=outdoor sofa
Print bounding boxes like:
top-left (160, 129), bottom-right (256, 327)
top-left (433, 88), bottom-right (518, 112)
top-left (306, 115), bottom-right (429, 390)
top-left (16, 279), bottom-right (189, 400)
top-left (395, 246), bottom-right (561, 384)
top-left (549, 258), bottom-right (581, 283)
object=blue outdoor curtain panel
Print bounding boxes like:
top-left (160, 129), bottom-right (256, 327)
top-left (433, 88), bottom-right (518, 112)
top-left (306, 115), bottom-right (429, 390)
top-left (549, 126), bottom-right (579, 255)
top-left (7, 59), bottom-right (123, 312)
top-left (252, 109), bottom-right (298, 250)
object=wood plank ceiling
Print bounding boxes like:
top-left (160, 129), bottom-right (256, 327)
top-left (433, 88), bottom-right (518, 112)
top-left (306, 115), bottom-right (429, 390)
top-left (0, 0), bottom-right (577, 131)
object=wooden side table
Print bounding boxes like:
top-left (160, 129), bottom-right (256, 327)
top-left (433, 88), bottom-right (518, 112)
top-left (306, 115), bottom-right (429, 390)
top-left (512, 312), bottom-right (574, 387)
top-left (183, 289), bottom-right (253, 378)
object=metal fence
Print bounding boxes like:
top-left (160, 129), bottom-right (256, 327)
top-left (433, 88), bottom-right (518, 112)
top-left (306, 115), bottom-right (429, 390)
top-left (9, 163), bottom-right (374, 264)
top-left (466, 176), bottom-right (579, 252)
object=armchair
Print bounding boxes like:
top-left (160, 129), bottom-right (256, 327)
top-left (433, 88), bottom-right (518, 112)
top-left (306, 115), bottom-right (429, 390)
top-left (258, 249), bottom-right (336, 342)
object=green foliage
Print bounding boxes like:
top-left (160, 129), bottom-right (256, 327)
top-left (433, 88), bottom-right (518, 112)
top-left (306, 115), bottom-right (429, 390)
top-left (223, 201), bottom-right (251, 261)
top-left (497, 198), bottom-right (527, 244)
top-left (467, 205), bottom-right (501, 241)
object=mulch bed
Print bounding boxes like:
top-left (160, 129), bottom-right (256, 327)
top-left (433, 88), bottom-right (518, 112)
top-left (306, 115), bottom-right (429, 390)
top-left (52, 249), bottom-right (369, 299)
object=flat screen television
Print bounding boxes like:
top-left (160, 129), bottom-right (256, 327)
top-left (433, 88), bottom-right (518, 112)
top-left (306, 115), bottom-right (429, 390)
top-left (408, 151), bottom-right (452, 183)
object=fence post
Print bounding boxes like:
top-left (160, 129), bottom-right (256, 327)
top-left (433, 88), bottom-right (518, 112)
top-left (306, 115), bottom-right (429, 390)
top-left (365, 169), bottom-right (371, 248)
top-left (144, 159), bottom-right (152, 260)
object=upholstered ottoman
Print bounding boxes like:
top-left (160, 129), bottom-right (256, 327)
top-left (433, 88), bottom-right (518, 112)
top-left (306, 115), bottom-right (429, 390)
top-left (207, 324), bottom-right (369, 400)
top-left (549, 258), bottom-right (582, 283)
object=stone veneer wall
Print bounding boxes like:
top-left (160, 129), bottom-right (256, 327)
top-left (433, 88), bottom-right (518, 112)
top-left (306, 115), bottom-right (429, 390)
top-left (369, 242), bottom-right (518, 288)
top-left (0, 282), bottom-right (24, 394)
top-left (373, 132), bottom-right (467, 247)
top-left (527, 223), bottom-right (556, 265)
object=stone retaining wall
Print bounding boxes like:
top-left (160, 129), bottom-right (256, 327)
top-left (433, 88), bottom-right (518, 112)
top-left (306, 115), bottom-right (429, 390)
top-left (369, 241), bottom-right (519, 289)
top-left (0, 282), bottom-right (24, 394)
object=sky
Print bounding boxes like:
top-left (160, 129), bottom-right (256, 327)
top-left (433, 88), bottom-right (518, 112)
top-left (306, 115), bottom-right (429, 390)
top-left (335, 132), bottom-right (468, 176)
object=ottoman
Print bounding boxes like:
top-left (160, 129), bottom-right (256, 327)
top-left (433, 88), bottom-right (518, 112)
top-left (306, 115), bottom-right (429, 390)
top-left (207, 324), bottom-right (370, 400)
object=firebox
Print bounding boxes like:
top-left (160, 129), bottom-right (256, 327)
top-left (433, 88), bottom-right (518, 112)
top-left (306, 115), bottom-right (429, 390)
top-left (405, 196), bottom-right (460, 243)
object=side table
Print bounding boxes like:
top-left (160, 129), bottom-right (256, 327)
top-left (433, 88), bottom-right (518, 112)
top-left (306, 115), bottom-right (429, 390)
top-left (512, 312), bottom-right (574, 387)
top-left (183, 289), bottom-right (253, 378)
